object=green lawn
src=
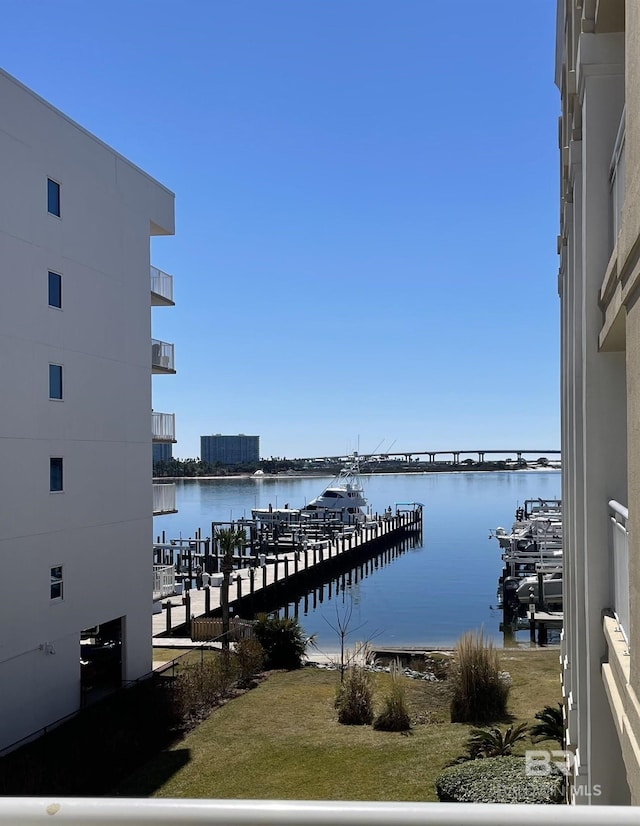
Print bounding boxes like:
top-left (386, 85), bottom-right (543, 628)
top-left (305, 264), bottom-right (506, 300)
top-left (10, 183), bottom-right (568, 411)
top-left (116, 648), bottom-right (561, 802)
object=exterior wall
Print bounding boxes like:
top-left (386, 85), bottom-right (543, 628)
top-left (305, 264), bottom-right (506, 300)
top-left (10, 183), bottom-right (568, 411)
top-left (201, 435), bottom-right (260, 465)
top-left (0, 69), bottom-right (174, 750)
top-left (557, 0), bottom-right (640, 805)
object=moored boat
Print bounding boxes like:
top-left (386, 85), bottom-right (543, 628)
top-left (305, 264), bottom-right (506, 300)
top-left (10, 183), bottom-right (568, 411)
top-left (252, 455), bottom-right (369, 527)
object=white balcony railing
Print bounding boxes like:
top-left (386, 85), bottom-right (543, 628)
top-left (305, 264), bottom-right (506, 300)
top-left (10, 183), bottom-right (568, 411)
top-left (153, 483), bottom-right (177, 515)
top-left (152, 339), bottom-right (175, 373)
top-left (4, 799), bottom-right (640, 824)
top-left (609, 499), bottom-right (629, 647)
top-left (609, 107), bottom-right (626, 252)
top-left (150, 265), bottom-right (174, 305)
top-left (153, 564), bottom-right (175, 600)
top-left (152, 412), bottom-right (176, 442)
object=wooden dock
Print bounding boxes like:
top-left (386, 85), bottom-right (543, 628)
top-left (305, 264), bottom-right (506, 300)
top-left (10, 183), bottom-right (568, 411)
top-left (152, 506), bottom-right (423, 641)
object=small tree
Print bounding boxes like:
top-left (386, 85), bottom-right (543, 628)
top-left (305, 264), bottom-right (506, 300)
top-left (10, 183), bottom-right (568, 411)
top-left (322, 598), bottom-right (380, 682)
top-left (215, 528), bottom-right (245, 650)
top-left (253, 614), bottom-right (307, 670)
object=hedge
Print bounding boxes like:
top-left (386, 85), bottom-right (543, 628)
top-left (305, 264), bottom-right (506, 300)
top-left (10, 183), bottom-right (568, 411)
top-left (435, 756), bottom-right (565, 804)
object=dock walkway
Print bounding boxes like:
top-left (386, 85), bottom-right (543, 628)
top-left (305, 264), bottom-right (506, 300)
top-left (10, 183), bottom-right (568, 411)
top-left (152, 508), bottom-right (422, 642)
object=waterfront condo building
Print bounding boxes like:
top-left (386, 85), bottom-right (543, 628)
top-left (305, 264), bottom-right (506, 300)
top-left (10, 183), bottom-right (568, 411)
top-left (152, 441), bottom-right (174, 464)
top-left (556, 0), bottom-right (640, 804)
top-left (201, 434), bottom-right (260, 465)
top-left (0, 69), bottom-right (176, 751)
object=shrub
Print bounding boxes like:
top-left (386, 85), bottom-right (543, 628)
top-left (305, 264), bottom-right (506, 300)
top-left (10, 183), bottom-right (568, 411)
top-left (450, 629), bottom-right (510, 723)
top-left (373, 662), bottom-right (411, 731)
top-left (234, 638), bottom-right (265, 687)
top-left (253, 614), bottom-right (307, 670)
top-left (335, 665), bottom-right (374, 725)
top-left (173, 654), bottom-right (237, 721)
top-left (435, 756), bottom-right (564, 804)
top-left (466, 723), bottom-right (528, 758)
top-left (530, 703), bottom-right (565, 747)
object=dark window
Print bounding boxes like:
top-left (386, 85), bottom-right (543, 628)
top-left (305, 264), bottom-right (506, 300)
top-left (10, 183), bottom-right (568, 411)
top-left (50, 457), bottom-right (63, 492)
top-left (50, 566), bottom-right (63, 600)
top-left (48, 272), bottom-right (62, 308)
top-left (47, 178), bottom-right (61, 217)
top-left (49, 364), bottom-right (63, 400)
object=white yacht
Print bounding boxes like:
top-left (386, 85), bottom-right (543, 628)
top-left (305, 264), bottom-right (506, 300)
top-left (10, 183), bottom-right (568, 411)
top-left (251, 456), bottom-right (369, 527)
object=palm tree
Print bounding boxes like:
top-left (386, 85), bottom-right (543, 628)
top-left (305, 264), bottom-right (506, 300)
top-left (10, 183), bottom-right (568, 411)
top-left (529, 703), bottom-right (565, 747)
top-left (215, 528), bottom-right (246, 650)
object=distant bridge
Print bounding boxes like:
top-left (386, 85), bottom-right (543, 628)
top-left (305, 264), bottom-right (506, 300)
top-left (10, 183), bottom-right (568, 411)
top-left (301, 450), bottom-right (561, 464)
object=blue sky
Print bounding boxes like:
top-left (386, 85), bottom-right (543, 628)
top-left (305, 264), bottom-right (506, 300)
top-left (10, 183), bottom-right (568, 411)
top-left (1, 1), bottom-right (560, 459)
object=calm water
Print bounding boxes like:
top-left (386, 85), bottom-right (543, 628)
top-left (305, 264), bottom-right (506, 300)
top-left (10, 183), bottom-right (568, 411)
top-left (154, 470), bottom-right (561, 652)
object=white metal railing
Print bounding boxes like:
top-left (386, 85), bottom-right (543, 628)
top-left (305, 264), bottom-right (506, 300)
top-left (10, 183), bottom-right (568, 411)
top-left (5, 799), bottom-right (640, 824)
top-left (153, 564), bottom-right (175, 600)
top-left (152, 339), bottom-right (175, 372)
top-left (152, 412), bottom-right (176, 441)
top-left (153, 483), bottom-right (176, 515)
top-left (609, 499), bottom-right (629, 647)
top-left (150, 265), bottom-right (174, 303)
top-left (610, 107), bottom-right (626, 252)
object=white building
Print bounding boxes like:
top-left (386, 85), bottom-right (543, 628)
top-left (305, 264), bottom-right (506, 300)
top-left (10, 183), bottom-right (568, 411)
top-left (0, 68), bottom-right (175, 751)
top-left (556, 0), bottom-right (640, 805)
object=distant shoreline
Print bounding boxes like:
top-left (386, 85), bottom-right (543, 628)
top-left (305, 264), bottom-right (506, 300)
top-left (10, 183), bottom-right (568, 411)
top-left (153, 465), bottom-right (561, 482)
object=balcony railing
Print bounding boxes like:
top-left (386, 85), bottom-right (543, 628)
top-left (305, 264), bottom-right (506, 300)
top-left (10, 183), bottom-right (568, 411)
top-left (150, 265), bottom-right (174, 305)
top-left (4, 799), bottom-right (640, 824)
top-left (609, 499), bottom-right (629, 647)
top-left (152, 339), bottom-right (175, 373)
top-left (153, 483), bottom-right (177, 515)
top-left (152, 412), bottom-right (176, 442)
top-left (153, 564), bottom-right (175, 600)
top-left (609, 107), bottom-right (626, 253)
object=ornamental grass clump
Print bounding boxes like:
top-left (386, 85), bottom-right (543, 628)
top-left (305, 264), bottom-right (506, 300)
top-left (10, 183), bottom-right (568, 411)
top-left (335, 665), bottom-right (374, 725)
top-left (450, 629), bottom-right (510, 723)
top-left (373, 661), bottom-right (411, 732)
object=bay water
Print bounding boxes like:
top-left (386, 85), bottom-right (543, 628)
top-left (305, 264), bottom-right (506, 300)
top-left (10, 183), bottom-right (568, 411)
top-left (154, 470), bottom-right (561, 653)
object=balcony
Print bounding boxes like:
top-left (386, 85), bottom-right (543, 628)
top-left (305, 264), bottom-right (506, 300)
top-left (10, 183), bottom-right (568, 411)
top-left (152, 412), bottom-right (176, 442)
top-left (152, 339), bottom-right (175, 374)
top-left (609, 108), bottom-right (626, 254)
top-left (150, 265), bottom-right (174, 306)
top-left (153, 564), bottom-right (175, 600)
top-left (153, 483), bottom-right (177, 515)
top-left (608, 499), bottom-right (629, 648)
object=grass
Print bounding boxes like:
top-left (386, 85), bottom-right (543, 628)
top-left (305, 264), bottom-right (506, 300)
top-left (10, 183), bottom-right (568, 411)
top-left (114, 648), bottom-right (561, 802)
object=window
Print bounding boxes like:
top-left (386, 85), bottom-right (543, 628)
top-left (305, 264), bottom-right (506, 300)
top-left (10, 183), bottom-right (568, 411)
top-left (47, 178), bottom-right (60, 217)
top-left (48, 272), bottom-right (62, 308)
top-left (49, 364), bottom-right (63, 400)
top-left (50, 566), bottom-right (63, 600)
top-left (50, 457), bottom-right (63, 492)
